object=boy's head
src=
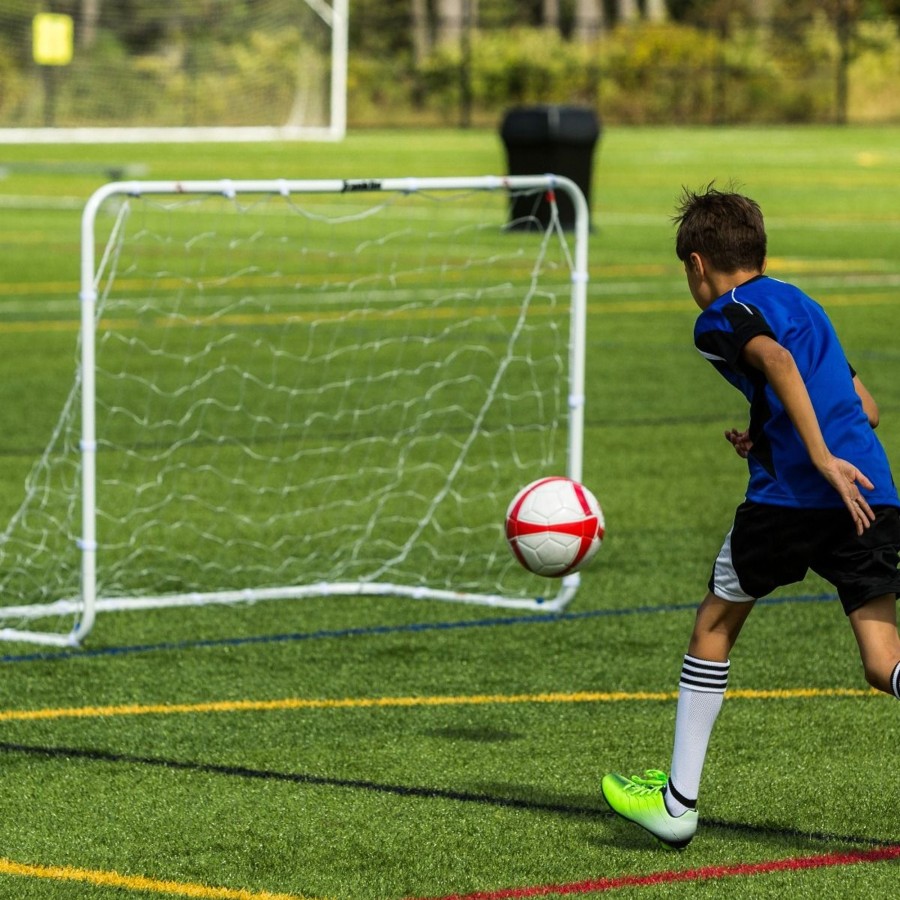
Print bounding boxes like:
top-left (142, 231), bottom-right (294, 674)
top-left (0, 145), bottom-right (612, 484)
top-left (674, 184), bottom-right (767, 274)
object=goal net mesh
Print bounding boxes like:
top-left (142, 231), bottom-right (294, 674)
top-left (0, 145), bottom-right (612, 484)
top-left (0, 1), bottom-right (344, 139)
top-left (0, 179), bottom-right (587, 643)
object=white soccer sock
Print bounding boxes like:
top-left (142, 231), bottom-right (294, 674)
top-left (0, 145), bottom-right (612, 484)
top-left (665, 655), bottom-right (730, 818)
top-left (891, 661), bottom-right (900, 700)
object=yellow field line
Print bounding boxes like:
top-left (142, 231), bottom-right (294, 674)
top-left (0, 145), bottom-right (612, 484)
top-left (0, 256), bottom-right (888, 297)
top-left (0, 856), bottom-right (322, 899)
top-left (0, 290), bottom-right (897, 336)
top-left (0, 687), bottom-right (878, 724)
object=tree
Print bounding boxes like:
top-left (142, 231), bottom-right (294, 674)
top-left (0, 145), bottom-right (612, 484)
top-left (645, 0), bottom-right (669, 21)
top-left (617, 0), bottom-right (641, 23)
top-left (542, 0), bottom-right (561, 30)
top-left (574, 0), bottom-right (607, 40)
top-left (79, 0), bottom-right (102, 49)
top-left (437, 0), bottom-right (478, 45)
top-left (411, 0), bottom-right (430, 63)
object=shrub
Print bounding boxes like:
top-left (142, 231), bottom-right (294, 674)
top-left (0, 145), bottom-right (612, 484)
top-left (597, 23), bottom-right (720, 124)
top-left (848, 18), bottom-right (900, 122)
top-left (0, 40), bottom-right (27, 122)
top-left (4, 15), bottom-right (900, 129)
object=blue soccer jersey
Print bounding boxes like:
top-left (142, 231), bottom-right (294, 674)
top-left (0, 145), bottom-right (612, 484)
top-left (694, 275), bottom-right (899, 509)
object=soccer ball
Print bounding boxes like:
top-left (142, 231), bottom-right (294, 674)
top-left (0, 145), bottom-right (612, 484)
top-left (505, 476), bottom-right (605, 577)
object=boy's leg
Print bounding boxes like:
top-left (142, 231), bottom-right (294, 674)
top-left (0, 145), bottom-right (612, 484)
top-left (601, 592), bottom-right (754, 848)
top-left (666, 592), bottom-right (755, 815)
top-left (848, 594), bottom-right (900, 697)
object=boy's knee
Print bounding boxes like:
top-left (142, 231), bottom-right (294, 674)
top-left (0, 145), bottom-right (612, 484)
top-left (688, 593), bottom-right (755, 660)
top-left (860, 654), bottom-right (900, 696)
top-left (862, 663), bottom-right (884, 692)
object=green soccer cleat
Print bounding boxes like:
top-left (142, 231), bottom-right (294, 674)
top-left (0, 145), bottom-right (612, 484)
top-left (601, 769), bottom-right (697, 850)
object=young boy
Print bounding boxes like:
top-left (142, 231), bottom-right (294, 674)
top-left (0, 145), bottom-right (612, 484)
top-left (601, 185), bottom-right (900, 849)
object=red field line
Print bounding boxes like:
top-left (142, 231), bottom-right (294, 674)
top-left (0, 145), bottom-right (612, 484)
top-left (410, 845), bottom-right (900, 900)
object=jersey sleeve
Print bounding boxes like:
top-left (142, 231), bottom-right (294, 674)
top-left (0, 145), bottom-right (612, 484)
top-left (694, 300), bottom-right (776, 373)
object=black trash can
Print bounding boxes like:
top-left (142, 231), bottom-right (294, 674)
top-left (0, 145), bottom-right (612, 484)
top-left (501, 105), bottom-right (600, 231)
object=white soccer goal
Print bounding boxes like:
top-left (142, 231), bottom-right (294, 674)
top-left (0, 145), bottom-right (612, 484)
top-left (0, 1), bottom-right (347, 143)
top-left (0, 175), bottom-right (590, 647)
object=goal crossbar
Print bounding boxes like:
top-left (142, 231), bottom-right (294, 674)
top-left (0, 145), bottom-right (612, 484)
top-left (1, 174), bottom-right (590, 647)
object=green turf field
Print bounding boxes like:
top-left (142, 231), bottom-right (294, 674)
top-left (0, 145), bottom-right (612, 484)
top-left (0, 127), bottom-right (898, 899)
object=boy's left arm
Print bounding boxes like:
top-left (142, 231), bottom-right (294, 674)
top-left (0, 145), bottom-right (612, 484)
top-left (853, 374), bottom-right (880, 428)
top-left (741, 334), bottom-right (875, 535)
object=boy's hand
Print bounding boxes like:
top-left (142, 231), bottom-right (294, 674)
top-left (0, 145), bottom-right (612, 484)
top-left (724, 428), bottom-right (753, 459)
top-left (818, 455), bottom-right (876, 535)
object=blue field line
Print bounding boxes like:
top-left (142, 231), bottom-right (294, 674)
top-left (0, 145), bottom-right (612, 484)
top-left (0, 592), bottom-right (837, 666)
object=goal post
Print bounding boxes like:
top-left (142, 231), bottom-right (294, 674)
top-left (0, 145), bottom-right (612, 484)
top-left (0, 175), bottom-right (590, 647)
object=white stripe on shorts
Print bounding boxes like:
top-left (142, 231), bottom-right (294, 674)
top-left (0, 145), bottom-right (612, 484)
top-left (711, 526), bottom-right (756, 602)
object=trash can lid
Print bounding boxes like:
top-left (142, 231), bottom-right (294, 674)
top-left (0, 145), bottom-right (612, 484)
top-left (501, 105), bottom-right (600, 144)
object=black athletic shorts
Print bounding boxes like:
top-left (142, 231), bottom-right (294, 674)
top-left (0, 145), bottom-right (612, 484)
top-left (709, 502), bottom-right (900, 615)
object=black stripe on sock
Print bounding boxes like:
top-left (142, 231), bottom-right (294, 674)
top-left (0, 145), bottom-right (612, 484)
top-left (666, 779), bottom-right (697, 810)
top-left (892, 661), bottom-right (900, 700)
top-left (680, 656), bottom-right (729, 692)
top-left (680, 667), bottom-right (729, 684)
top-left (679, 674), bottom-right (728, 692)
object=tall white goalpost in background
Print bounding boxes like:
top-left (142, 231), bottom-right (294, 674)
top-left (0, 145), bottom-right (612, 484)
top-left (0, 1), bottom-right (348, 143)
top-left (0, 175), bottom-right (590, 647)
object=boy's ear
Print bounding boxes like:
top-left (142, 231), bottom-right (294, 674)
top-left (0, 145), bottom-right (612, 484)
top-left (689, 251), bottom-right (706, 277)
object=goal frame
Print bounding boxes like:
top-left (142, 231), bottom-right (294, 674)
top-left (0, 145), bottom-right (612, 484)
top-left (0, 174), bottom-right (589, 647)
top-left (0, 0), bottom-right (348, 144)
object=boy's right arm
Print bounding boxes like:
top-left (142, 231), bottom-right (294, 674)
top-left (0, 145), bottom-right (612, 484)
top-left (741, 334), bottom-right (876, 535)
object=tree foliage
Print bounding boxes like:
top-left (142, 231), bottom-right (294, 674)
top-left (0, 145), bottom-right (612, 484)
top-left (5, 2), bottom-right (896, 55)
top-left (2, 1), bottom-right (900, 127)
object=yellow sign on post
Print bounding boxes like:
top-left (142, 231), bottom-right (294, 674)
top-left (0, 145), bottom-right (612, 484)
top-left (33, 13), bottom-right (74, 66)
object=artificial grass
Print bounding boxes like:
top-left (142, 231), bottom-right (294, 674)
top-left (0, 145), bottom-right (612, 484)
top-left (0, 125), bottom-right (898, 898)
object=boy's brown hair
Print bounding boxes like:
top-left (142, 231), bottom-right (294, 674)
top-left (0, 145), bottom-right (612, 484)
top-left (674, 184), bottom-right (767, 273)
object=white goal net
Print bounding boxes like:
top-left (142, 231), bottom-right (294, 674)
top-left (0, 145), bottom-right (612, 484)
top-left (0, 175), bottom-right (590, 646)
top-left (0, 1), bottom-right (347, 142)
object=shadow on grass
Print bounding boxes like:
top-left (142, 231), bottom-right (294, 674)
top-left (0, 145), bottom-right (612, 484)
top-left (2, 739), bottom-right (895, 854)
top-left (421, 725), bottom-right (526, 743)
